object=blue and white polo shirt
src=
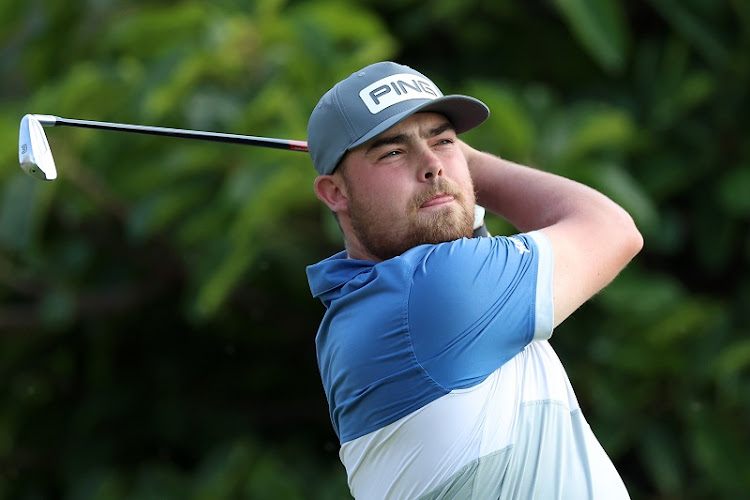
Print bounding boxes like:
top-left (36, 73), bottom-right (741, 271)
top-left (307, 232), bottom-right (629, 499)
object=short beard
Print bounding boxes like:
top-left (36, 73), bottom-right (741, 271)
top-left (344, 175), bottom-right (476, 261)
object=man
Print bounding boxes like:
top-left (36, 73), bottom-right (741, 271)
top-left (306, 61), bottom-right (642, 499)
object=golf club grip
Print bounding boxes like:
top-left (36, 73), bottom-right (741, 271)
top-left (52, 117), bottom-right (309, 152)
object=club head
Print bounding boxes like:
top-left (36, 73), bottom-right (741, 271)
top-left (19, 114), bottom-right (57, 181)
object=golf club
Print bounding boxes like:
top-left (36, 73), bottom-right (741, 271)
top-left (17, 113), bottom-right (490, 236)
top-left (18, 114), bottom-right (309, 181)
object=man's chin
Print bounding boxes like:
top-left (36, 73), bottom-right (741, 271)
top-left (413, 209), bottom-right (474, 243)
top-left (349, 202), bottom-right (475, 261)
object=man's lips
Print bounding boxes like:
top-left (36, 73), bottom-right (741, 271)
top-left (420, 193), bottom-right (455, 208)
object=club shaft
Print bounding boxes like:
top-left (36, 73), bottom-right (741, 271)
top-left (38, 115), bottom-right (309, 152)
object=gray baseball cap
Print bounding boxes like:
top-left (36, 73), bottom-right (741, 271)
top-left (307, 61), bottom-right (490, 175)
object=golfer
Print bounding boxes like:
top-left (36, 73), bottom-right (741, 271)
top-left (306, 61), bottom-right (642, 499)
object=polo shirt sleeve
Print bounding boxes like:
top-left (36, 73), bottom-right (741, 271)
top-left (407, 231), bottom-right (554, 390)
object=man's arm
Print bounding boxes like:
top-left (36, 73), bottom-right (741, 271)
top-left (460, 142), bottom-right (643, 327)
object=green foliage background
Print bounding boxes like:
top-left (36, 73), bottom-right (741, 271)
top-left (1, 0), bottom-right (748, 498)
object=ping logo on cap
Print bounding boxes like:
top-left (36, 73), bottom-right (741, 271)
top-left (359, 73), bottom-right (443, 114)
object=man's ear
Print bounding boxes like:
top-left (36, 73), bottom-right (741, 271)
top-left (314, 175), bottom-right (348, 213)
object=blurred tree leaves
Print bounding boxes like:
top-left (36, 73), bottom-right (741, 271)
top-left (552, 0), bottom-right (630, 74)
top-left (1, 0), bottom-right (749, 498)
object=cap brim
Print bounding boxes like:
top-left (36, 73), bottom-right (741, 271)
top-left (347, 95), bottom-right (490, 152)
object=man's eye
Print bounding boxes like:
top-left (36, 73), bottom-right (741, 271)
top-left (380, 150), bottom-right (400, 160)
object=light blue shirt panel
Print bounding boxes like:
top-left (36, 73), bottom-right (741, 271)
top-left (408, 235), bottom-right (540, 390)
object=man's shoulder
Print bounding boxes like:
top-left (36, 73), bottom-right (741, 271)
top-left (403, 233), bottom-right (549, 306)
top-left (400, 233), bottom-right (544, 270)
top-left (399, 237), bottom-right (484, 263)
top-left (307, 233), bottom-right (548, 300)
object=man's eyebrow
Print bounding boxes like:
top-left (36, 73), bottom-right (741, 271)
top-left (426, 121), bottom-right (454, 138)
top-left (365, 121), bottom-right (455, 155)
top-left (366, 133), bottom-right (409, 154)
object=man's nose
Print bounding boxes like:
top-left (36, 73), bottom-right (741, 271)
top-left (418, 149), bottom-right (443, 181)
